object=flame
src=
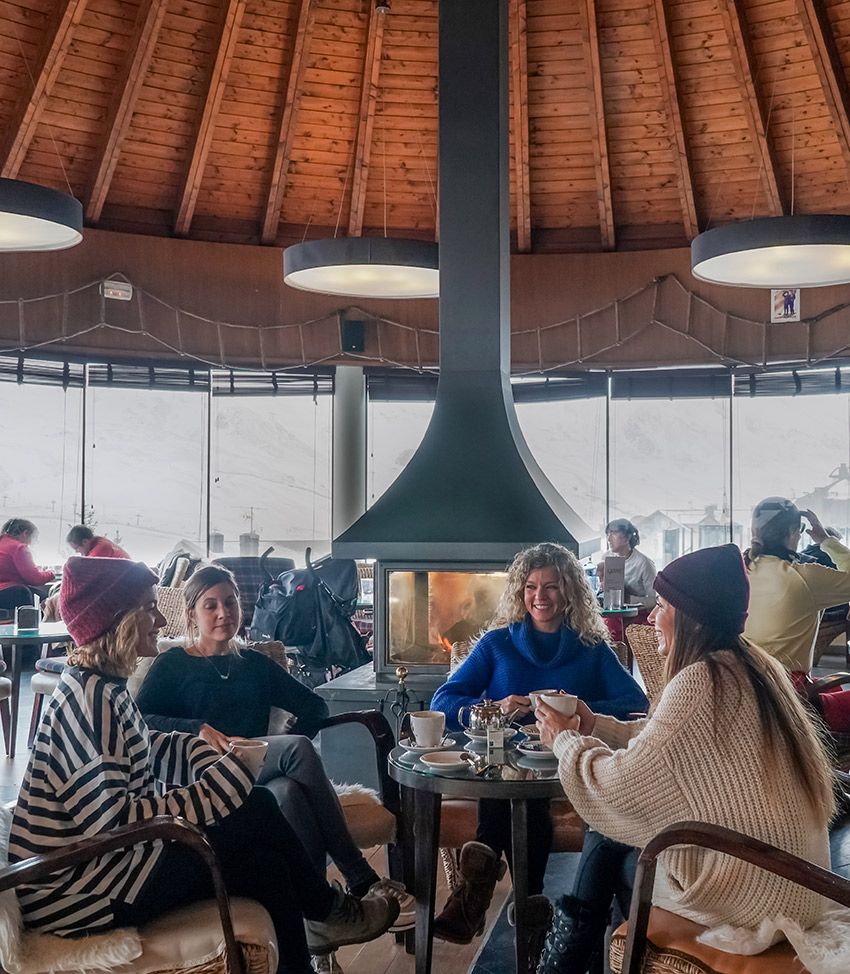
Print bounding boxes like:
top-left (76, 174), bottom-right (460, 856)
top-left (439, 635), bottom-right (453, 655)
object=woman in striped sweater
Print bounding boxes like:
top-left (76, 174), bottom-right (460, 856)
top-left (9, 557), bottom-right (397, 974)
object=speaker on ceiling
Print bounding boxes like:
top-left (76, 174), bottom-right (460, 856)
top-left (340, 317), bottom-right (365, 353)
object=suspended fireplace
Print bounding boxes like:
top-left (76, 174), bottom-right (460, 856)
top-left (332, 0), bottom-right (595, 680)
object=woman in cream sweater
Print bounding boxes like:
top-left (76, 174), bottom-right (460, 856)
top-left (535, 543), bottom-right (837, 974)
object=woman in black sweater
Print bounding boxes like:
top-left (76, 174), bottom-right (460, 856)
top-left (136, 565), bottom-right (412, 932)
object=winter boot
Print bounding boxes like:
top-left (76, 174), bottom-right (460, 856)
top-left (433, 841), bottom-right (507, 944)
top-left (536, 895), bottom-right (608, 974)
top-left (507, 895), bottom-right (554, 973)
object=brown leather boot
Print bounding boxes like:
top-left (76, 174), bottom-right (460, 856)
top-left (433, 842), bottom-right (507, 944)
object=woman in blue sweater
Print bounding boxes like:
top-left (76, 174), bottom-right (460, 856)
top-left (430, 542), bottom-right (647, 946)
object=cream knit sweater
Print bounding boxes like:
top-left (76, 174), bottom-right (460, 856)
top-left (552, 655), bottom-right (830, 932)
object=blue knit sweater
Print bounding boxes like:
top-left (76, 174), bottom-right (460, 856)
top-left (431, 616), bottom-right (648, 731)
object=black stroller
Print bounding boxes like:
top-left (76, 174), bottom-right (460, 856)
top-left (250, 547), bottom-right (370, 687)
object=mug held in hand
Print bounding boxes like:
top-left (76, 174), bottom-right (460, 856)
top-left (228, 739), bottom-right (269, 775)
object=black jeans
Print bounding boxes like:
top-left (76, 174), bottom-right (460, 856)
top-left (571, 829), bottom-right (637, 918)
top-left (113, 789), bottom-right (336, 974)
top-left (477, 798), bottom-right (552, 895)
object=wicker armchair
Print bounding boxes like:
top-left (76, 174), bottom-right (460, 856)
top-left (155, 584), bottom-right (190, 639)
top-left (624, 625), bottom-right (666, 704)
top-left (610, 821), bottom-right (850, 974)
top-left (0, 816), bottom-right (275, 974)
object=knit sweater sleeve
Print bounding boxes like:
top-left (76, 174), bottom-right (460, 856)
top-left (135, 651), bottom-right (204, 736)
top-left (264, 653), bottom-right (329, 739)
top-left (584, 644), bottom-right (649, 720)
top-left (551, 663), bottom-right (703, 848)
top-left (431, 635), bottom-right (497, 731)
top-left (47, 680), bottom-right (254, 833)
top-left (12, 542), bottom-right (54, 586)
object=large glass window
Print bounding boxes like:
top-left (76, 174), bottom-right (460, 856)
top-left (85, 386), bottom-right (208, 566)
top-left (610, 397), bottom-right (731, 567)
top-left (734, 394), bottom-right (850, 544)
top-left (210, 392), bottom-right (332, 563)
top-left (368, 400), bottom-right (434, 505)
top-left (0, 381), bottom-right (83, 570)
top-left (516, 396), bottom-right (607, 539)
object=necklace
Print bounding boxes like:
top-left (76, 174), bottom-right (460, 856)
top-left (194, 650), bottom-right (233, 680)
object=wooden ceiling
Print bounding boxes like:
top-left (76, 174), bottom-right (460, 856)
top-left (2, 0), bottom-right (850, 254)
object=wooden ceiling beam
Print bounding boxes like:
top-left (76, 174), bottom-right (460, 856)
top-left (510, 0), bottom-right (532, 253)
top-left (796, 0), bottom-right (850, 184)
top-left (86, 0), bottom-right (168, 223)
top-left (347, 3), bottom-right (385, 237)
top-left (579, 0), bottom-right (614, 251)
top-left (174, 0), bottom-right (248, 237)
top-left (718, 0), bottom-right (785, 215)
top-left (648, 0), bottom-right (699, 239)
top-left (1, 0), bottom-right (88, 179)
top-left (262, 0), bottom-right (316, 245)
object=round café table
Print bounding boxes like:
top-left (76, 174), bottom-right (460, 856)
top-left (389, 740), bottom-right (567, 974)
top-left (0, 622), bottom-right (71, 757)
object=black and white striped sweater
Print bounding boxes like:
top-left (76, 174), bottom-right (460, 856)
top-left (9, 666), bottom-right (254, 935)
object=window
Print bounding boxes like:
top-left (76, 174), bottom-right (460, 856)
top-left (734, 393), bottom-right (850, 545)
top-left (210, 390), bottom-right (332, 563)
top-left (0, 380), bottom-right (82, 569)
top-left (610, 395), bottom-right (731, 567)
top-left (368, 400), bottom-right (434, 505)
top-left (515, 396), bottom-right (607, 538)
top-left (85, 385), bottom-right (208, 566)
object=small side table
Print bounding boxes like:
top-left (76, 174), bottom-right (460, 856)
top-left (389, 745), bottom-right (566, 974)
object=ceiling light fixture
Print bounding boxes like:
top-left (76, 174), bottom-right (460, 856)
top-left (0, 177), bottom-right (83, 252)
top-left (691, 215), bottom-right (850, 289)
top-left (283, 237), bottom-right (439, 299)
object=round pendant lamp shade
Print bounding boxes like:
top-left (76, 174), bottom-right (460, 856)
top-left (0, 178), bottom-right (83, 252)
top-left (691, 215), bottom-right (850, 288)
top-left (283, 237), bottom-right (439, 299)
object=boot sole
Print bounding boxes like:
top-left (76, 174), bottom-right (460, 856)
top-left (308, 903), bottom-right (401, 955)
top-left (432, 921), bottom-right (485, 945)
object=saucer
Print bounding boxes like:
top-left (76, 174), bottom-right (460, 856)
top-left (420, 750), bottom-right (470, 773)
top-left (516, 741), bottom-right (557, 762)
top-left (399, 736), bottom-right (455, 755)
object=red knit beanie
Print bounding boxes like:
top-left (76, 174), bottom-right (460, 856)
top-left (60, 557), bottom-right (159, 647)
top-left (654, 544), bottom-right (749, 634)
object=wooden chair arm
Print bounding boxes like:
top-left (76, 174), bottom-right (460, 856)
top-left (318, 709), bottom-right (400, 817)
top-left (0, 816), bottom-right (244, 974)
top-left (620, 821), bottom-right (850, 974)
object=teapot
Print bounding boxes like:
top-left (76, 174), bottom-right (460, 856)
top-left (457, 699), bottom-right (509, 733)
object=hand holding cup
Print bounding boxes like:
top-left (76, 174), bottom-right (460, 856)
top-left (228, 739), bottom-right (269, 776)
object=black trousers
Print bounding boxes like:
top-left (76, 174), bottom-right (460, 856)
top-left (0, 585), bottom-right (34, 616)
top-left (477, 798), bottom-right (553, 895)
top-left (113, 789), bottom-right (336, 974)
top-left (571, 829), bottom-right (637, 917)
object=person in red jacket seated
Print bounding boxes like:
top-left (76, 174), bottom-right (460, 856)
top-left (0, 518), bottom-right (55, 616)
top-left (66, 524), bottom-right (130, 559)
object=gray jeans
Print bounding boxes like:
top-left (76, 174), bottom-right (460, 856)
top-left (257, 735), bottom-right (375, 891)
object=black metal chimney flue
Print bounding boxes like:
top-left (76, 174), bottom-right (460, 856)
top-left (333, 0), bottom-right (591, 561)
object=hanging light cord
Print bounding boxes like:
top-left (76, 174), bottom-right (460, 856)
top-left (12, 22), bottom-right (74, 198)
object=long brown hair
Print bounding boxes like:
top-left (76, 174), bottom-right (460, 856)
top-left (490, 542), bottom-right (609, 646)
top-left (665, 609), bottom-right (835, 825)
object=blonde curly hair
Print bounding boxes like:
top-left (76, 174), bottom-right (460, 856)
top-left (67, 606), bottom-right (150, 679)
top-left (490, 542), bottom-right (610, 646)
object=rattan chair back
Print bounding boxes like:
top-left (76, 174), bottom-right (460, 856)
top-left (625, 624), bottom-right (666, 704)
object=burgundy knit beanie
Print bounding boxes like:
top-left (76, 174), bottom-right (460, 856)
top-left (654, 543), bottom-right (749, 634)
top-left (60, 557), bottom-right (158, 647)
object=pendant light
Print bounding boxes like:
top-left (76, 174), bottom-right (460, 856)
top-left (283, 237), bottom-right (439, 299)
top-left (691, 215), bottom-right (850, 289)
top-left (0, 177), bottom-right (83, 252)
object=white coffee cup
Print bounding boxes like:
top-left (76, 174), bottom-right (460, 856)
top-left (528, 689), bottom-right (559, 711)
top-left (539, 693), bottom-right (578, 717)
top-left (409, 710), bottom-right (446, 747)
top-left (228, 739), bottom-right (269, 775)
